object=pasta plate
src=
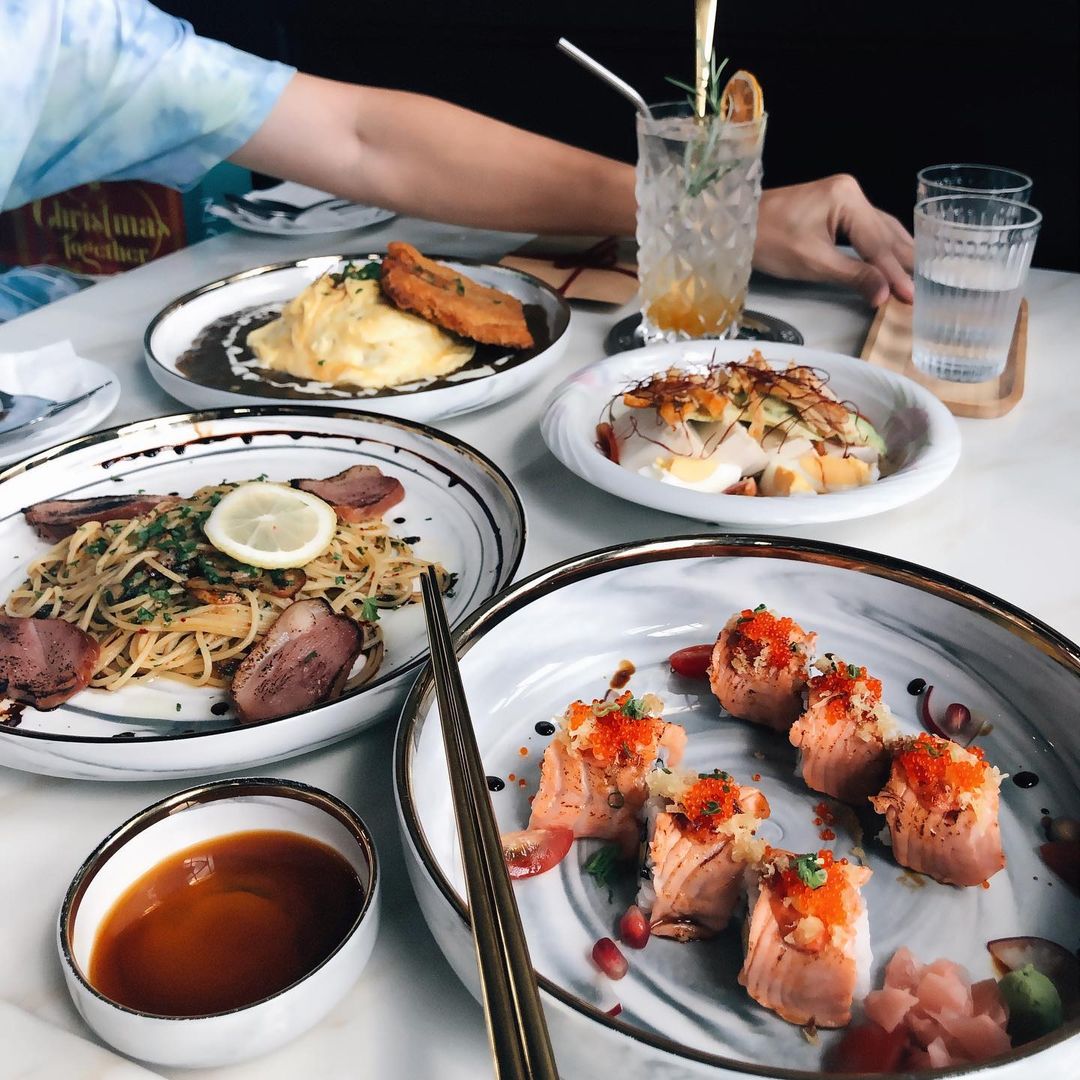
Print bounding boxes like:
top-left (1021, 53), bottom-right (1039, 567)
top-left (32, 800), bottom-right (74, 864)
top-left (0, 407), bottom-right (524, 780)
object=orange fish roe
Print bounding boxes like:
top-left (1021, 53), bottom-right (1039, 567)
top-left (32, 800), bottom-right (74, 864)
top-left (897, 733), bottom-right (988, 804)
top-left (518, 747), bottom-right (528, 757)
top-left (820, 828), bottom-right (836, 841)
top-left (751, 773), bottom-right (761, 782)
top-left (508, 773), bottom-right (516, 782)
top-left (731, 608), bottom-right (803, 668)
top-left (770, 849), bottom-right (852, 931)
top-left (565, 691), bottom-right (663, 768)
top-left (811, 664), bottom-right (883, 724)
top-left (679, 772), bottom-right (742, 837)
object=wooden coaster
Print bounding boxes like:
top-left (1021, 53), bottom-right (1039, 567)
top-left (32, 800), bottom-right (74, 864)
top-left (860, 297), bottom-right (1027, 418)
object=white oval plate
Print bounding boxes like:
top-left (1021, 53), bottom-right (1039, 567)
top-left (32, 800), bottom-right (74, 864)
top-left (0, 407), bottom-right (524, 781)
top-left (541, 341), bottom-right (961, 527)
top-left (145, 255), bottom-right (571, 423)
top-left (395, 536), bottom-right (1080, 1079)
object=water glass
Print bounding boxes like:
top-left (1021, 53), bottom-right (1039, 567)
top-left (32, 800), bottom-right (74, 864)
top-left (913, 195), bottom-right (1041, 382)
top-left (636, 103), bottom-right (766, 342)
top-left (917, 164), bottom-right (1032, 204)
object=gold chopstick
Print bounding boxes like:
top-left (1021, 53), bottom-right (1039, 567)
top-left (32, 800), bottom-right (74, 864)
top-left (419, 567), bottom-right (559, 1080)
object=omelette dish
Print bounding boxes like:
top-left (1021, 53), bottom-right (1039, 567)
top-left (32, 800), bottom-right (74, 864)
top-left (247, 262), bottom-right (476, 390)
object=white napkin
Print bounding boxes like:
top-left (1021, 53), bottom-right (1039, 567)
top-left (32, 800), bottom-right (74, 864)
top-left (0, 340), bottom-right (118, 468)
top-left (0, 1001), bottom-right (165, 1079)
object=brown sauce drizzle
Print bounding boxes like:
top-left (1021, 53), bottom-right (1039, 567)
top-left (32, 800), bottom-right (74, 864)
top-left (174, 302), bottom-right (550, 401)
top-left (609, 660), bottom-right (635, 690)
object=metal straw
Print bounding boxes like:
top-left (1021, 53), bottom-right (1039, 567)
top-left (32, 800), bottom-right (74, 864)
top-left (419, 567), bottom-right (559, 1080)
top-left (557, 37), bottom-right (653, 119)
top-left (694, 0), bottom-right (719, 118)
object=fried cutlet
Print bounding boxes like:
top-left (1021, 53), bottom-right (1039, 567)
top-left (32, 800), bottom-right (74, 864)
top-left (379, 242), bottom-right (534, 350)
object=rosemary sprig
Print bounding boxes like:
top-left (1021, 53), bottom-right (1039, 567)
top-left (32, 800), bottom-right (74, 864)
top-left (661, 53), bottom-right (737, 199)
top-left (664, 52), bottom-right (729, 118)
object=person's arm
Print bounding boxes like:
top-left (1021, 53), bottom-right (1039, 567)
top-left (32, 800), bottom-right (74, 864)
top-left (230, 73), bottom-right (637, 236)
top-left (231, 73), bottom-right (912, 305)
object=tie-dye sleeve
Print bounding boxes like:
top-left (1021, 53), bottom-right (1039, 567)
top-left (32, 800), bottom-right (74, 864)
top-left (1, 0), bottom-right (296, 210)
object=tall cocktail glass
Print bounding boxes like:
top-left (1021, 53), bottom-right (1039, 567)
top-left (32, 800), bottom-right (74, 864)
top-left (636, 102), bottom-right (766, 343)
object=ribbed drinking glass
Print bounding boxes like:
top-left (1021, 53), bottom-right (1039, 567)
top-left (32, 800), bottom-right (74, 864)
top-left (913, 195), bottom-right (1041, 382)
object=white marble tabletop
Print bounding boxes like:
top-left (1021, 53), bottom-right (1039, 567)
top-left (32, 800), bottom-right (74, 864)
top-left (0, 217), bottom-right (1078, 1080)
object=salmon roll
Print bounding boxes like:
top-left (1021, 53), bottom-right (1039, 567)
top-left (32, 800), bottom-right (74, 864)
top-left (708, 606), bottom-right (816, 732)
top-left (638, 767), bottom-right (771, 941)
top-left (740, 848), bottom-right (872, 1028)
top-left (869, 733), bottom-right (1005, 887)
top-left (789, 656), bottom-right (897, 804)
top-left (528, 691), bottom-right (685, 856)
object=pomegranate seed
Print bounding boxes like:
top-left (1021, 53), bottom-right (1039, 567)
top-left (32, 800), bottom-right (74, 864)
top-left (591, 936), bottom-right (628, 979)
top-left (605, 1003), bottom-right (623, 1017)
top-left (619, 904), bottom-right (650, 949)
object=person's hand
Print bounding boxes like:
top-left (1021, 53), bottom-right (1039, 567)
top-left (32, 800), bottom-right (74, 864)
top-left (754, 175), bottom-right (914, 306)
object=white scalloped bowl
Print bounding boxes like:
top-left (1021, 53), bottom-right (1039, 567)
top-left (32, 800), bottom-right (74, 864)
top-left (541, 341), bottom-right (961, 527)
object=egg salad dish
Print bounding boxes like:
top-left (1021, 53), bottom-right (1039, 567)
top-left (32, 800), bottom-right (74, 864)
top-left (597, 351), bottom-right (887, 498)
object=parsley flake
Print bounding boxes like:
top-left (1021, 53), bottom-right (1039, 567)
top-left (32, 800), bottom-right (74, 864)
top-left (583, 844), bottom-right (620, 902)
top-left (793, 853), bottom-right (828, 889)
top-left (361, 597), bottom-right (380, 622)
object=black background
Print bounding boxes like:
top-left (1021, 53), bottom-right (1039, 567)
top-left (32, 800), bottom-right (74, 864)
top-left (160, 0), bottom-right (1079, 271)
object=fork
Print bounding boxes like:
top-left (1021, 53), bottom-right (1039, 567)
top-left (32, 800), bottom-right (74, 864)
top-left (222, 193), bottom-right (352, 221)
top-left (0, 382), bottom-right (111, 439)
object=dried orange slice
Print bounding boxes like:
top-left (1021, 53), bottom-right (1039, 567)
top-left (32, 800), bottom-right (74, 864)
top-left (719, 70), bottom-right (764, 122)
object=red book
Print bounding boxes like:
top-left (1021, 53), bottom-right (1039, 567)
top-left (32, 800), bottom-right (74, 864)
top-left (0, 180), bottom-right (188, 275)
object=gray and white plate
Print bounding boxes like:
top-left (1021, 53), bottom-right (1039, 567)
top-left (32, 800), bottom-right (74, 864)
top-left (145, 255), bottom-right (571, 423)
top-left (395, 536), bottom-right (1080, 1079)
top-left (0, 407), bottom-right (524, 781)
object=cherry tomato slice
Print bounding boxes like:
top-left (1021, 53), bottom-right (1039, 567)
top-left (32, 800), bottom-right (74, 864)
top-left (828, 1021), bottom-right (907, 1073)
top-left (668, 643), bottom-right (713, 679)
top-left (501, 826), bottom-right (574, 879)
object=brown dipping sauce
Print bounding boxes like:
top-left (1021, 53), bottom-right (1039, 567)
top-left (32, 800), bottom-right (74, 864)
top-left (88, 830), bottom-right (363, 1016)
top-left (174, 302), bottom-right (550, 400)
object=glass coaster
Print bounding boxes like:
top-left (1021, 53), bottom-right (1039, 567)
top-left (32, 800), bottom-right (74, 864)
top-left (603, 310), bottom-right (804, 356)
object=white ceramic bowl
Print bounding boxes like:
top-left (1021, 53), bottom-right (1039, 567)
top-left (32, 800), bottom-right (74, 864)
top-left (58, 778), bottom-right (380, 1069)
top-left (541, 341), bottom-right (961, 526)
top-left (144, 254), bottom-right (571, 423)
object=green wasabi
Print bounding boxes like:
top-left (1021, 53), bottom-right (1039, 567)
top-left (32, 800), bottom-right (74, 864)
top-left (999, 964), bottom-right (1064, 1044)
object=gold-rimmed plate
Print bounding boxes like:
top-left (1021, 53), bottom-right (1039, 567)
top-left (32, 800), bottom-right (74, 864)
top-left (0, 406), bottom-right (524, 780)
top-left (144, 254), bottom-right (571, 422)
top-left (395, 535), bottom-right (1080, 1078)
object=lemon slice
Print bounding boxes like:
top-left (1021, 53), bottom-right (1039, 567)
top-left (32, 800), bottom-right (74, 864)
top-left (204, 482), bottom-right (337, 569)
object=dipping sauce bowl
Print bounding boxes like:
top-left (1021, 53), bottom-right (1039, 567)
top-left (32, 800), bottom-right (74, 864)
top-left (58, 777), bottom-right (379, 1069)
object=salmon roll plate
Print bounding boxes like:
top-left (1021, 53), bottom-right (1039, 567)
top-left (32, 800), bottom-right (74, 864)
top-left (740, 849), bottom-right (872, 1028)
top-left (528, 691), bottom-right (686, 855)
top-left (870, 733), bottom-right (1006, 886)
top-left (638, 768), bottom-right (771, 941)
top-left (708, 606), bottom-right (816, 731)
top-left (789, 656), bottom-right (897, 804)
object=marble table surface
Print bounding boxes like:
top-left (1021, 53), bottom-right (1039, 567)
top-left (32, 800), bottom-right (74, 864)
top-left (0, 215), bottom-right (1077, 1080)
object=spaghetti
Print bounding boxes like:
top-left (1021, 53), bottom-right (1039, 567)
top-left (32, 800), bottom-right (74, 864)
top-left (5, 483), bottom-right (446, 691)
